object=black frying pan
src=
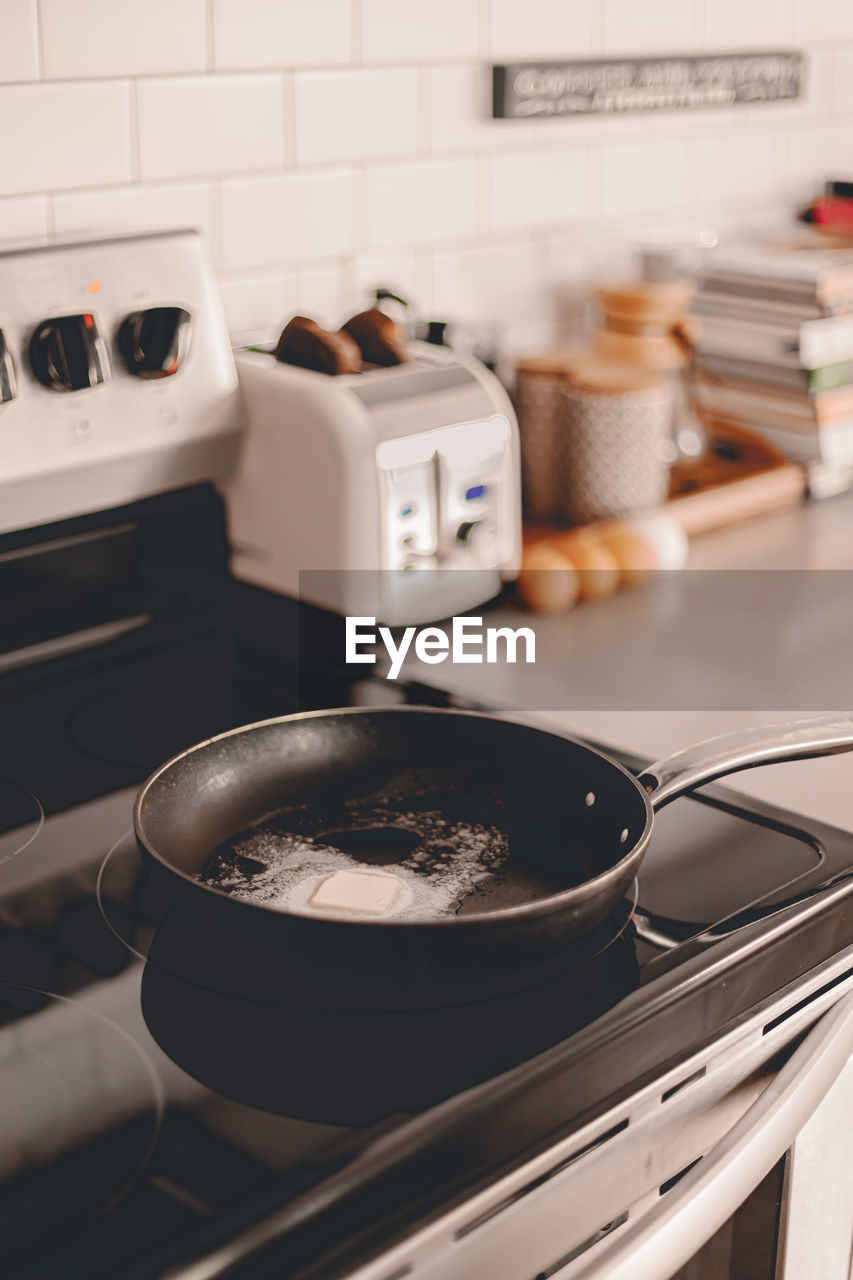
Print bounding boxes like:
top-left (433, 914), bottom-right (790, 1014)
top-left (133, 709), bottom-right (853, 1009)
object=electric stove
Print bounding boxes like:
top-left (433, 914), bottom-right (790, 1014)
top-left (3, 231), bottom-right (853, 1280)
top-left (3, 487), bottom-right (853, 1280)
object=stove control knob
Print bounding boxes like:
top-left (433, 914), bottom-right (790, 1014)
top-left (0, 329), bottom-right (17, 405)
top-left (117, 306), bottom-right (191, 379)
top-left (29, 314), bottom-right (109, 392)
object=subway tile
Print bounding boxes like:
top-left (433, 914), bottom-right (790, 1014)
top-left (294, 68), bottom-right (418, 165)
top-left (213, 0), bottom-right (351, 70)
top-left (296, 261), bottom-right (353, 326)
top-left (0, 0), bottom-right (38, 83)
top-left (833, 50), bottom-right (853, 114)
top-left (788, 124), bottom-right (853, 200)
top-left (502, 320), bottom-right (563, 359)
top-left (600, 138), bottom-right (691, 217)
top-left (430, 63), bottom-right (547, 153)
top-left (40, 0), bottom-right (206, 79)
top-left (0, 82), bottom-right (131, 196)
top-left (491, 147), bottom-right (586, 232)
top-left (52, 182), bottom-right (214, 243)
top-left (699, 131), bottom-right (789, 209)
top-left (704, 0), bottom-right (794, 49)
top-left (352, 251), bottom-right (433, 313)
top-left (137, 75), bottom-right (286, 181)
top-left (0, 196), bottom-right (48, 245)
top-left (490, 0), bottom-right (596, 61)
top-left (604, 0), bottom-right (702, 53)
top-left (365, 157), bottom-right (479, 249)
top-left (432, 239), bottom-right (542, 328)
top-left (361, 0), bottom-right (479, 63)
top-left (218, 272), bottom-right (297, 341)
top-left (794, 0), bottom-right (853, 43)
top-left (220, 169), bottom-right (354, 271)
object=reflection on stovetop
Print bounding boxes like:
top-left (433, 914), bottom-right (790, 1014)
top-left (0, 965), bottom-right (380, 1280)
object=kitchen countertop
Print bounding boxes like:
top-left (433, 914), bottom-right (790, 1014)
top-left (392, 490), bottom-right (853, 832)
top-left (681, 484), bottom-right (853, 570)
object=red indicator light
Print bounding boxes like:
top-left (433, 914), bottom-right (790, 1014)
top-left (83, 313), bottom-right (94, 328)
top-left (87, 281), bottom-right (100, 294)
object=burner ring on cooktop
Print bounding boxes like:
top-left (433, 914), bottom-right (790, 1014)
top-left (0, 983), bottom-right (164, 1221)
top-left (0, 778), bottom-right (44, 865)
top-left (95, 830), bottom-right (150, 963)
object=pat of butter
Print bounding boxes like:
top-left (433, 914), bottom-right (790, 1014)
top-left (309, 869), bottom-right (401, 916)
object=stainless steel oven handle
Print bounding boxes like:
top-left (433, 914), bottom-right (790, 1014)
top-left (569, 990), bottom-right (853, 1280)
top-left (639, 712), bottom-right (853, 809)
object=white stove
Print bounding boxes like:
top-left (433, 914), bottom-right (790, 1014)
top-left (0, 229), bottom-right (238, 535)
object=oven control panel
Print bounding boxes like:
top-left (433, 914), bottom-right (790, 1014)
top-left (0, 230), bottom-right (239, 535)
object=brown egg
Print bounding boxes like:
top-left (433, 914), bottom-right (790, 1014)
top-left (518, 543), bottom-right (580, 614)
top-left (548, 532), bottom-right (620, 601)
top-left (595, 525), bottom-right (658, 588)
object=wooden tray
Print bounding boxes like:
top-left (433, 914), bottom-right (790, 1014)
top-left (665, 420), bottom-right (806, 537)
top-left (523, 421), bottom-right (807, 543)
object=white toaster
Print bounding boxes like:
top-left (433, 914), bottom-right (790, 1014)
top-left (224, 342), bottom-right (521, 625)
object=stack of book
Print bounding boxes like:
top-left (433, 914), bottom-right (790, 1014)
top-left (692, 233), bottom-right (853, 495)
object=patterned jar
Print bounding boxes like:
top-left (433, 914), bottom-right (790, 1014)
top-left (515, 353), bottom-right (579, 523)
top-left (557, 359), bottom-right (673, 525)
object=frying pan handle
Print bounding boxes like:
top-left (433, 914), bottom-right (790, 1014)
top-left (638, 713), bottom-right (853, 809)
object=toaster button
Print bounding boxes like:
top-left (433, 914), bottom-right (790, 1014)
top-left (456, 520), bottom-right (481, 544)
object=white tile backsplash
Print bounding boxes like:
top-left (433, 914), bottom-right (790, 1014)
top-left (601, 138), bottom-right (691, 217)
top-left (489, 0), bottom-right (596, 60)
top-left (0, 82), bottom-right (132, 196)
top-left (219, 271), bottom-right (298, 341)
top-left (833, 50), bottom-right (853, 114)
top-left (430, 63), bottom-right (542, 154)
top-left (52, 182), bottom-right (214, 243)
top-left (361, 0), bottom-right (480, 63)
top-left (294, 68), bottom-right (418, 165)
top-left (213, 0), bottom-right (352, 70)
top-left (296, 260), bottom-right (354, 325)
top-left (704, 0), bottom-right (795, 50)
top-left (0, 0), bottom-right (851, 354)
top-left (699, 131), bottom-right (789, 210)
top-left (491, 147), bottom-right (587, 232)
top-left (136, 75), bottom-right (286, 181)
top-left (220, 169), bottom-right (354, 270)
top-left (352, 250), bottom-right (434, 312)
top-left (795, 0), bottom-right (853, 43)
top-left (788, 124), bottom-right (853, 200)
top-left (0, 196), bottom-right (48, 244)
top-left (603, 0), bottom-right (702, 54)
top-left (40, 0), bottom-right (207, 79)
top-left (0, 0), bottom-right (38, 83)
top-left (365, 157), bottom-right (479, 248)
top-left (432, 238), bottom-right (543, 327)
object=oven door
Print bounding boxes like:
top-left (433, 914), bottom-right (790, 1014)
top-left (337, 986), bottom-right (853, 1280)
top-left (566, 991), bottom-right (853, 1280)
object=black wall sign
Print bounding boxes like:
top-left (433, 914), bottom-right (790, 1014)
top-left (493, 51), bottom-right (803, 119)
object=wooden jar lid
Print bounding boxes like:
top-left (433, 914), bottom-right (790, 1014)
top-left (516, 351), bottom-right (583, 379)
top-left (562, 356), bottom-right (667, 396)
top-left (596, 279), bottom-right (696, 325)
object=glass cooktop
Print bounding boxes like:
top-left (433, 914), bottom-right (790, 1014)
top-left (1, 604), bottom-right (851, 1280)
top-left (2, 479), bottom-right (852, 1279)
